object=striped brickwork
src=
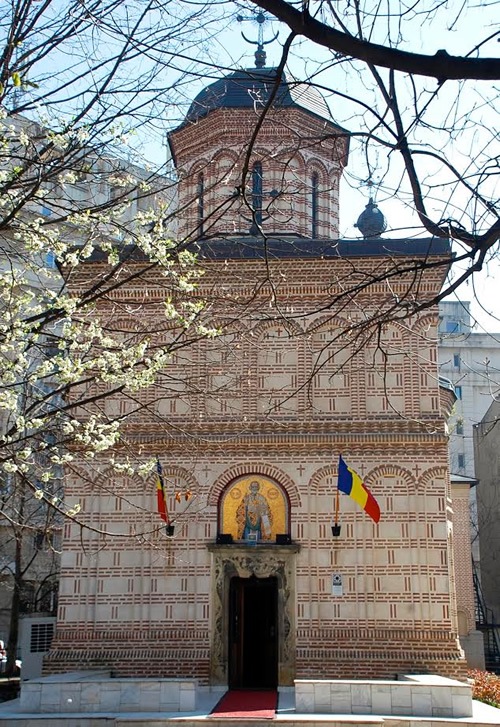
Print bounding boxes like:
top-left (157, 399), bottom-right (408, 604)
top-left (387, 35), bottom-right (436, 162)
top-left (45, 251), bottom-right (467, 682)
top-left (450, 481), bottom-right (476, 636)
top-left (44, 90), bottom-right (469, 682)
top-left (169, 108), bottom-right (347, 241)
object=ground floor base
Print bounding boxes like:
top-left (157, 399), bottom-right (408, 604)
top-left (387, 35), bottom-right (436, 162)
top-left (45, 547), bottom-right (467, 684)
top-left (2, 672), bottom-right (500, 727)
top-left (44, 625), bottom-right (467, 684)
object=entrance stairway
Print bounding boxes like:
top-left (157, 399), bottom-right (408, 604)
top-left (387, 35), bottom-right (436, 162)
top-left (0, 681), bottom-right (499, 726)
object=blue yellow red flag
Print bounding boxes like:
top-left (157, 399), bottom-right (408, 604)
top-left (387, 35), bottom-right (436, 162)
top-left (156, 457), bottom-right (169, 524)
top-left (337, 455), bottom-right (380, 523)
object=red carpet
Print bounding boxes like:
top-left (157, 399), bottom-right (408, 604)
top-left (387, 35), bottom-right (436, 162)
top-left (210, 689), bottom-right (277, 719)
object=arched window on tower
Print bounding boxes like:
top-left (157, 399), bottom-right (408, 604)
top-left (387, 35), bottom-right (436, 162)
top-left (251, 162), bottom-right (263, 231)
top-left (197, 172), bottom-right (204, 237)
top-left (311, 172), bottom-right (319, 238)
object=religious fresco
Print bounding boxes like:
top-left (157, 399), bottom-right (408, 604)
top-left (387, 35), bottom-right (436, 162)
top-left (220, 476), bottom-right (288, 542)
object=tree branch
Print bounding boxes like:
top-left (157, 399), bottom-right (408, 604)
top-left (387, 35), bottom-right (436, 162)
top-left (249, 0), bottom-right (500, 80)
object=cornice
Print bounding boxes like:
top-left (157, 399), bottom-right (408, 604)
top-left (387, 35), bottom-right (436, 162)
top-left (108, 426), bottom-right (448, 457)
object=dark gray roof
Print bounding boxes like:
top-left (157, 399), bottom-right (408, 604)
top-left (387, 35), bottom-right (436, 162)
top-left (450, 473), bottom-right (478, 487)
top-left (197, 236), bottom-right (451, 260)
top-left (83, 236), bottom-right (451, 264)
top-left (183, 68), bottom-right (335, 125)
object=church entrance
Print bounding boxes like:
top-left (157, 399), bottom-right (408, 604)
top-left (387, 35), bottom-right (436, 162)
top-left (208, 543), bottom-right (298, 686)
top-left (229, 576), bottom-right (278, 688)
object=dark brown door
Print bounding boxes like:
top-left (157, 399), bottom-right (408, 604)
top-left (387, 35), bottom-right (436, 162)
top-left (229, 576), bottom-right (278, 688)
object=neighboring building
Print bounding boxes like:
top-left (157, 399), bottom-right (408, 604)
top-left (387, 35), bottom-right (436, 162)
top-left (473, 400), bottom-right (500, 672)
top-left (0, 135), bottom-right (64, 668)
top-left (438, 301), bottom-right (500, 479)
top-left (450, 473), bottom-right (484, 668)
top-left (438, 301), bottom-right (500, 669)
top-left (43, 63), bottom-right (474, 684)
top-left (0, 516), bottom-right (59, 656)
top-left (0, 115), bottom-right (175, 674)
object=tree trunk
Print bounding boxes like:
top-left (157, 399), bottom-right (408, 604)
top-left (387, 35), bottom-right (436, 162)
top-left (5, 531), bottom-right (22, 677)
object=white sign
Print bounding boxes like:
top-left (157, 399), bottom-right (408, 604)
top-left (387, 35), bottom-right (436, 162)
top-left (332, 573), bottom-right (343, 596)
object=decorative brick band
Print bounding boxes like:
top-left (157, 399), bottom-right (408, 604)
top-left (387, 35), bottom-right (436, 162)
top-left (209, 463), bottom-right (301, 508)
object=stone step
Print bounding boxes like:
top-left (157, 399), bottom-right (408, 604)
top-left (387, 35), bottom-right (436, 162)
top-left (1, 713), bottom-right (499, 727)
top-left (117, 722), bottom-right (382, 727)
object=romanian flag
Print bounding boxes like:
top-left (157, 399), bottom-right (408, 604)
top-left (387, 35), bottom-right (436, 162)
top-left (156, 457), bottom-right (169, 524)
top-left (337, 455), bottom-right (380, 523)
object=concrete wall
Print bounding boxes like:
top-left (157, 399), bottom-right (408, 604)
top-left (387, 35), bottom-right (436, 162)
top-left (474, 399), bottom-right (500, 627)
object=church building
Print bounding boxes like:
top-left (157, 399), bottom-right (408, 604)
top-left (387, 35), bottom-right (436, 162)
top-left (45, 52), bottom-right (474, 687)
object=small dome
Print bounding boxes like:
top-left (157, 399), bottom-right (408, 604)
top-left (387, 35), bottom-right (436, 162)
top-left (185, 68), bottom-right (332, 124)
top-left (355, 198), bottom-right (387, 238)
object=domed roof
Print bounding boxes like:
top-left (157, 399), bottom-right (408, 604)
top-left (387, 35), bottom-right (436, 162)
top-left (355, 198), bottom-right (387, 238)
top-left (185, 67), bottom-right (333, 124)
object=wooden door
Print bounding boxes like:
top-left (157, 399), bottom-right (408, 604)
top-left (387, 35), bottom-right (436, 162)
top-left (228, 576), bottom-right (278, 688)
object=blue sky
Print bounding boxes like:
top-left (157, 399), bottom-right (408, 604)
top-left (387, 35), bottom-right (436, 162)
top-left (204, 5), bottom-right (499, 332)
top-left (14, 0), bottom-right (498, 331)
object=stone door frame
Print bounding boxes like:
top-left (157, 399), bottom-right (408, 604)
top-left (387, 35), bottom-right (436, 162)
top-left (207, 543), bottom-right (299, 686)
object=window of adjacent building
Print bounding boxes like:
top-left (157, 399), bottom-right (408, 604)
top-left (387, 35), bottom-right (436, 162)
top-left (455, 385), bottom-right (462, 399)
top-left (20, 583), bottom-right (36, 614)
top-left (1, 472), bottom-right (13, 495)
top-left (45, 250), bottom-right (57, 268)
top-left (453, 353), bottom-right (460, 369)
top-left (445, 320), bottom-right (461, 333)
top-left (38, 581), bottom-right (58, 614)
top-left (456, 419), bottom-right (464, 435)
top-left (311, 172), bottom-right (319, 238)
top-left (33, 531), bottom-right (55, 551)
top-left (458, 453), bottom-right (465, 469)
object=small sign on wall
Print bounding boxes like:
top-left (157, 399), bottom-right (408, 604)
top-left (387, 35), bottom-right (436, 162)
top-left (332, 573), bottom-right (343, 596)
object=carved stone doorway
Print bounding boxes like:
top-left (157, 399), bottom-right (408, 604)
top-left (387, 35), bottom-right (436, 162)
top-left (207, 543), bottom-right (299, 686)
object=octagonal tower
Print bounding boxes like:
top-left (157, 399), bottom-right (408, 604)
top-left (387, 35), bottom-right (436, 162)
top-left (168, 68), bottom-right (349, 241)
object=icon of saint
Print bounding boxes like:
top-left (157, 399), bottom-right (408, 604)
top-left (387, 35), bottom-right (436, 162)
top-left (236, 480), bottom-right (273, 541)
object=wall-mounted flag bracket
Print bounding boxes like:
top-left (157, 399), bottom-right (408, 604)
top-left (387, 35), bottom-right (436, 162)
top-left (332, 484), bottom-right (341, 536)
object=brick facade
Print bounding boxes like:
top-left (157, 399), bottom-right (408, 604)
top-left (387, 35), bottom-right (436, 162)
top-left (170, 107), bottom-right (347, 241)
top-left (45, 72), bottom-right (467, 683)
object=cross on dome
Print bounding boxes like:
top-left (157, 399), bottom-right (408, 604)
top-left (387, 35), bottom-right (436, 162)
top-left (236, 10), bottom-right (279, 68)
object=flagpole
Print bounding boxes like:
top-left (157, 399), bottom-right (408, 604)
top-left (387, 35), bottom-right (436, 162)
top-left (157, 455), bottom-right (175, 536)
top-left (332, 454), bottom-right (341, 536)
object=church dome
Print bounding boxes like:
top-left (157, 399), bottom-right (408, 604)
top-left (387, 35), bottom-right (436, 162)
top-left (185, 68), bottom-right (333, 124)
top-left (355, 198), bottom-right (387, 238)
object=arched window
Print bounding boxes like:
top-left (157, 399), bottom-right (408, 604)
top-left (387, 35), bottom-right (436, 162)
top-left (251, 162), bottom-right (263, 230)
top-left (311, 172), bottom-right (319, 238)
top-left (197, 172), bottom-right (204, 237)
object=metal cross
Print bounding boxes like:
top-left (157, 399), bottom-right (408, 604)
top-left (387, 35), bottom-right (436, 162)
top-left (236, 10), bottom-right (279, 68)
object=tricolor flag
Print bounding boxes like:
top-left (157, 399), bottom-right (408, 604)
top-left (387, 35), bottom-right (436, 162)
top-left (337, 455), bottom-right (380, 523)
top-left (156, 457), bottom-right (169, 524)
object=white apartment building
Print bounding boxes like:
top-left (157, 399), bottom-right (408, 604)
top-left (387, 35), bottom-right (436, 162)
top-left (439, 301), bottom-right (500, 669)
top-left (439, 301), bottom-right (500, 479)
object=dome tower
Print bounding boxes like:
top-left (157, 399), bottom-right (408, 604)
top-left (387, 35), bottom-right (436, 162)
top-left (168, 67), bottom-right (349, 241)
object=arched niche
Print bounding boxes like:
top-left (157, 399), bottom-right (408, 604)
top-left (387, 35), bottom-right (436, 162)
top-left (219, 474), bottom-right (290, 543)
